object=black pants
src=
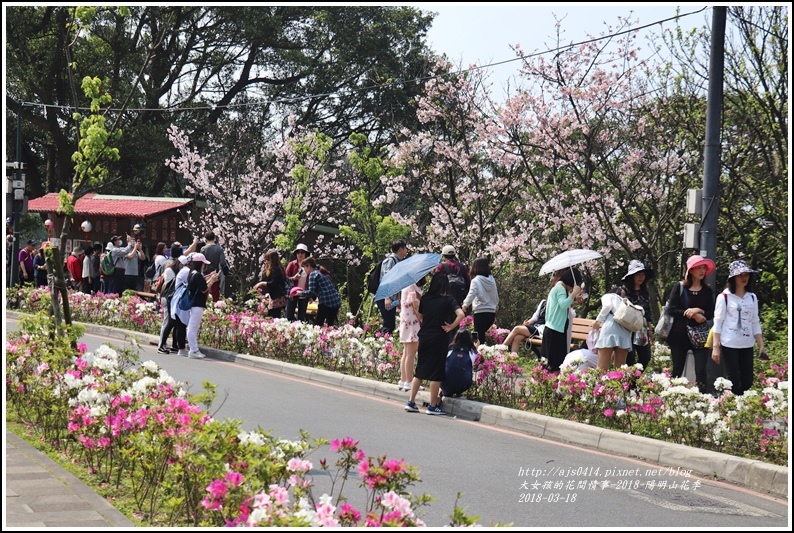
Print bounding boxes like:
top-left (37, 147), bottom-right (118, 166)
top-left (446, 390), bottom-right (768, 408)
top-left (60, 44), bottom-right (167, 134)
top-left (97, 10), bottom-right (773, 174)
top-left (286, 297), bottom-right (309, 321)
top-left (669, 332), bottom-right (711, 394)
top-left (316, 304), bottom-right (339, 327)
top-left (473, 312), bottom-right (496, 345)
top-left (376, 299), bottom-right (396, 333)
top-left (626, 343), bottom-right (651, 369)
top-left (173, 316), bottom-right (187, 350)
top-left (160, 310), bottom-right (178, 349)
top-left (267, 307), bottom-right (284, 319)
top-left (721, 345), bottom-right (754, 395)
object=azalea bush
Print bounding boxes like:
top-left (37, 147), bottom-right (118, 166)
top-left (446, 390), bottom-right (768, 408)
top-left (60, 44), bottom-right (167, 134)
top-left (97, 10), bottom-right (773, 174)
top-left (9, 286), bottom-right (788, 466)
top-left (6, 316), bottom-right (482, 527)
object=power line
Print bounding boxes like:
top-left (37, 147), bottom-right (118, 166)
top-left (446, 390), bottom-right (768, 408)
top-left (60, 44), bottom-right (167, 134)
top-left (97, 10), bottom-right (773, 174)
top-left (17, 6), bottom-right (709, 114)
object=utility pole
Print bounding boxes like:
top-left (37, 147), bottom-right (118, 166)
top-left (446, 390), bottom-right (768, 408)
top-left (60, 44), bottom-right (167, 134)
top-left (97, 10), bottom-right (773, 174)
top-left (700, 7), bottom-right (727, 288)
top-left (7, 98), bottom-right (26, 287)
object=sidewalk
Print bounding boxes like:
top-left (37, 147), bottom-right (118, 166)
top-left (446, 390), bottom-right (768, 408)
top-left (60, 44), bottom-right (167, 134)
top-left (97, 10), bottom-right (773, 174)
top-left (4, 313), bottom-right (788, 528)
top-left (5, 430), bottom-right (135, 528)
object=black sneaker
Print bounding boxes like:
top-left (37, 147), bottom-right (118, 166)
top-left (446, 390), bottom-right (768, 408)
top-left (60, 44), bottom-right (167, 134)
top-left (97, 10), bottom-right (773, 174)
top-left (157, 346), bottom-right (171, 354)
top-left (404, 401), bottom-right (419, 413)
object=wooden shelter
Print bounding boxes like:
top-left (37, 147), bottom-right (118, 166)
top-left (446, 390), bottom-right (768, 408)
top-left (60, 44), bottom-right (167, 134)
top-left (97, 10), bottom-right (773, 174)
top-left (26, 193), bottom-right (196, 252)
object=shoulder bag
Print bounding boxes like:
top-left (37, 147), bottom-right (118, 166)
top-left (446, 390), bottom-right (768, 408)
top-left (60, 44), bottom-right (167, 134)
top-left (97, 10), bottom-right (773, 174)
top-left (614, 297), bottom-right (645, 332)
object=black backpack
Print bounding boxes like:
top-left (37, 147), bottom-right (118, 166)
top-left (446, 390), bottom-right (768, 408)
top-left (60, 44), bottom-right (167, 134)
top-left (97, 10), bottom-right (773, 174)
top-left (366, 258), bottom-right (387, 294)
top-left (443, 262), bottom-right (468, 305)
top-left (441, 347), bottom-right (474, 397)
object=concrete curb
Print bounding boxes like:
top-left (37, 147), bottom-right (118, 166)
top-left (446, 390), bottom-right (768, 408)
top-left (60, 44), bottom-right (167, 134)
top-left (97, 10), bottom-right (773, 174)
top-left (7, 312), bottom-right (788, 499)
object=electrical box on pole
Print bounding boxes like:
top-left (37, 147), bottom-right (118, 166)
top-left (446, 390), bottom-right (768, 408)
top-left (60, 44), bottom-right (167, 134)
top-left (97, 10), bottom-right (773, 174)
top-left (686, 189), bottom-right (703, 215)
top-left (684, 223), bottom-right (700, 249)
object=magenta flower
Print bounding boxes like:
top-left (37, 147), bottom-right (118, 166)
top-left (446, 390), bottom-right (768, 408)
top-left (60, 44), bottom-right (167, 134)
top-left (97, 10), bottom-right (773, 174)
top-left (206, 478), bottom-right (228, 499)
top-left (225, 471), bottom-right (244, 488)
top-left (604, 408), bottom-right (614, 417)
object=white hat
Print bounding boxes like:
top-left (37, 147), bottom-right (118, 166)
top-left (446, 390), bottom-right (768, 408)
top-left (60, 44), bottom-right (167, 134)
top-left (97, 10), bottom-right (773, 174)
top-left (178, 255), bottom-right (190, 265)
top-left (621, 260), bottom-right (655, 282)
top-left (293, 243), bottom-right (309, 254)
top-left (441, 245), bottom-right (456, 256)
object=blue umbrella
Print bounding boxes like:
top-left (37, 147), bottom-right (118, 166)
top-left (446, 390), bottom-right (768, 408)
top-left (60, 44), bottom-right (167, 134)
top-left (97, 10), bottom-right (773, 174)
top-left (374, 253), bottom-right (442, 301)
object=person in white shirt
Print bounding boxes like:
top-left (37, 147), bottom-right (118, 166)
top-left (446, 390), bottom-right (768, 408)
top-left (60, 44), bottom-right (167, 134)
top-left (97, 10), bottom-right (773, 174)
top-left (711, 260), bottom-right (766, 395)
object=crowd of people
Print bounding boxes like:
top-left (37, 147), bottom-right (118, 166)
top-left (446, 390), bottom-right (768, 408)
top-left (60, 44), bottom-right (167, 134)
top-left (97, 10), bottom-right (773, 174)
top-left (367, 240), bottom-right (767, 415)
top-left (17, 229), bottom-right (766, 402)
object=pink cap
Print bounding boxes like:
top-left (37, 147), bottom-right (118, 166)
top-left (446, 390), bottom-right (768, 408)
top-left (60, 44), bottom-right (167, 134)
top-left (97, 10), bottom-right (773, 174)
top-left (191, 253), bottom-right (211, 264)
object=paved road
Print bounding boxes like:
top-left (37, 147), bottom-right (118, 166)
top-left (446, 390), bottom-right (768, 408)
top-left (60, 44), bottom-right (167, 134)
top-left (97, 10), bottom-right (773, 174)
top-left (6, 317), bottom-right (790, 528)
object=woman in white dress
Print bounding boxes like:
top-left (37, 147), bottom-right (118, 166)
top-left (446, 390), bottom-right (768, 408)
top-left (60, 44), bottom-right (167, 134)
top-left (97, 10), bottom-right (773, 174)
top-left (591, 286), bottom-right (633, 371)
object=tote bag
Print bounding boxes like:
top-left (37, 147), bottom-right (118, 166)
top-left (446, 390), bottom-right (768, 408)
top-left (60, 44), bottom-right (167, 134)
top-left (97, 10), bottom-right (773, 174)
top-left (614, 298), bottom-right (645, 332)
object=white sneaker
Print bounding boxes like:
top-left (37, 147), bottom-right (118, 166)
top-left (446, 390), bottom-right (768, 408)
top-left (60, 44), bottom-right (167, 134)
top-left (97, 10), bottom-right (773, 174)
top-left (188, 350), bottom-right (206, 359)
top-left (177, 349), bottom-right (188, 357)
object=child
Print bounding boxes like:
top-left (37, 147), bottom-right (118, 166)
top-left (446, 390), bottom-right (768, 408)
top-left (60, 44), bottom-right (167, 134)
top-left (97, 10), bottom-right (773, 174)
top-left (440, 329), bottom-right (479, 399)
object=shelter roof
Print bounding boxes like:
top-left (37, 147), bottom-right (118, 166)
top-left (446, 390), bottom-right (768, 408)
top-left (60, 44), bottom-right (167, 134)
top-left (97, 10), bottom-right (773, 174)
top-left (27, 193), bottom-right (193, 219)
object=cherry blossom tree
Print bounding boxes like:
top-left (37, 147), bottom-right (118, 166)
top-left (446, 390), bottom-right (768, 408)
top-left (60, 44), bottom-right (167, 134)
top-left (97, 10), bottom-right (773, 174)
top-left (167, 121), bottom-right (352, 295)
top-left (379, 57), bottom-right (528, 265)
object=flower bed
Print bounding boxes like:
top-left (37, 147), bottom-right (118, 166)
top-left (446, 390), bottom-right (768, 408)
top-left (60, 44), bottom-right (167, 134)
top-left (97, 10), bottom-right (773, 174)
top-left (6, 313), bottom-right (480, 526)
top-left (8, 286), bottom-right (789, 466)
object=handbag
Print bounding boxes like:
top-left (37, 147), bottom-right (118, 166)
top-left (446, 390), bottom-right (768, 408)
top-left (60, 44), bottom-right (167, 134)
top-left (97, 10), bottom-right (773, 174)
top-left (633, 324), bottom-right (650, 346)
top-left (655, 283), bottom-right (684, 340)
top-left (614, 297), bottom-right (645, 332)
top-left (145, 262), bottom-right (156, 279)
top-left (654, 307), bottom-right (673, 339)
top-left (686, 320), bottom-right (713, 349)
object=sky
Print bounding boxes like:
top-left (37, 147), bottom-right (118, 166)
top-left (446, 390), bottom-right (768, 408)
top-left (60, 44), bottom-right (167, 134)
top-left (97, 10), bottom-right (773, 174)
top-left (414, 3), bottom-right (711, 94)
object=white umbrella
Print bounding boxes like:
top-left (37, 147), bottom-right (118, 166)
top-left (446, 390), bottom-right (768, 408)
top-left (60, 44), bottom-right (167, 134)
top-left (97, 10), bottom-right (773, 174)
top-left (539, 249), bottom-right (602, 275)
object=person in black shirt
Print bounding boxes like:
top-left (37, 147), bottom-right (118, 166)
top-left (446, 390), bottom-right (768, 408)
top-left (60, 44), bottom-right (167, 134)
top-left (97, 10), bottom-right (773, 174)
top-left (621, 260), bottom-right (655, 370)
top-left (666, 255), bottom-right (715, 393)
top-left (405, 272), bottom-right (464, 416)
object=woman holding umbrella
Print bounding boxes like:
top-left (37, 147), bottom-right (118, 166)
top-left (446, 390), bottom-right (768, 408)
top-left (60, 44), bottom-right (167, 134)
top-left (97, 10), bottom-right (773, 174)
top-left (541, 267), bottom-right (583, 372)
top-left (405, 272), bottom-right (464, 416)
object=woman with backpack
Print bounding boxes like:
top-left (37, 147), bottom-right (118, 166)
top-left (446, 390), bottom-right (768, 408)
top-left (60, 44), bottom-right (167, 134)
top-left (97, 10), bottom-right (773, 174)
top-left (461, 257), bottom-right (499, 345)
top-left (184, 253), bottom-right (219, 359)
top-left (440, 329), bottom-right (479, 399)
top-left (157, 243), bottom-right (183, 354)
top-left (254, 249), bottom-right (288, 319)
top-left (711, 260), bottom-right (766, 395)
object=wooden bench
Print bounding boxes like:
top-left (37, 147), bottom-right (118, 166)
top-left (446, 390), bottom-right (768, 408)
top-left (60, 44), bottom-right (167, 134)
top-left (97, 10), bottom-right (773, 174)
top-left (527, 317), bottom-right (597, 353)
top-left (133, 291), bottom-right (158, 301)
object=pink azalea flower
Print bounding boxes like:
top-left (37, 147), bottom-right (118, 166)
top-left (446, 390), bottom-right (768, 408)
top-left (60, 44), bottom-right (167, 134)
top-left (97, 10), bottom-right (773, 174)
top-left (206, 478), bottom-right (228, 499)
top-left (604, 408), bottom-right (614, 417)
top-left (225, 471), bottom-right (244, 488)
